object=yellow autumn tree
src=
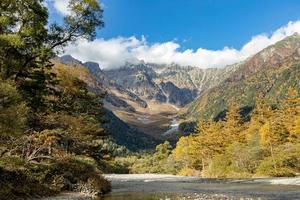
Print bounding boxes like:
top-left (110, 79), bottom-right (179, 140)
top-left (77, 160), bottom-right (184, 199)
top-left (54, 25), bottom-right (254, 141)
top-left (223, 102), bottom-right (244, 144)
top-left (173, 136), bottom-right (193, 167)
top-left (282, 87), bottom-right (300, 143)
top-left (191, 119), bottom-right (224, 171)
top-left (172, 90), bottom-right (300, 177)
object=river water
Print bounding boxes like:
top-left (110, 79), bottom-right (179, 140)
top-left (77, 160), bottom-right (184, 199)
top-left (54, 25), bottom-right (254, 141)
top-left (163, 119), bottom-right (179, 136)
top-left (102, 174), bottom-right (300, 200)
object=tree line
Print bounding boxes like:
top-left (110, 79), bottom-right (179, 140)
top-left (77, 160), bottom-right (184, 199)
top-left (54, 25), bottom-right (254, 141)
top-left (123, 89), bottom-right (299, 177)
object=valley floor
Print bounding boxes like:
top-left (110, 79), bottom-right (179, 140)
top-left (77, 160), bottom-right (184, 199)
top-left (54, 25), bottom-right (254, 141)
top-left (109, 100), bottom-right (182, 139)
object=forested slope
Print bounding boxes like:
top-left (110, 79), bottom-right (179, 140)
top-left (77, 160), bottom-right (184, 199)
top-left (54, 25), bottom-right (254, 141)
top-left (185, 34), bottom-right (300, 121)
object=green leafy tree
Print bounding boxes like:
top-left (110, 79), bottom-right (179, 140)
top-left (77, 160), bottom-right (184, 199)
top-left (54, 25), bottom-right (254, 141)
top-left (0, 0), bottom-right (103, 111)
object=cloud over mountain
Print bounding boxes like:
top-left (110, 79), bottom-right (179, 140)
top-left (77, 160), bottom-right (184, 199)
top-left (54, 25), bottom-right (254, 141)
top-left (48, 1), bottom-right (300, 68)
top-left (62, 21), bottom-right (300, 69)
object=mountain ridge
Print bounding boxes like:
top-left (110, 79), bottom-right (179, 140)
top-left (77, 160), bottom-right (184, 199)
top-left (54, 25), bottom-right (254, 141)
top-left (185, 34), bottom-right (300, 122)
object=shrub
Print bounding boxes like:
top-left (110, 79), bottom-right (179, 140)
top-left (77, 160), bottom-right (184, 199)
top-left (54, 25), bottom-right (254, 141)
top-left (256, 143), bottom-right (300, 177)
top-left (0, 155), bottom-right (111, 199)
top-left (45, 155), bottom-right (111, 194)
top-left (178, 167), bottom-right (201, 176)
top-left (205, 154), bottom-right (231, 178)
top-left (0, 157), bottom-right (54, 200)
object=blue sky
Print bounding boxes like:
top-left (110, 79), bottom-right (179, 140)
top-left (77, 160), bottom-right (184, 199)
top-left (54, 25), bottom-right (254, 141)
top-left (48, 0), bottom-right (300, 68)
top-left (98, 0), bottom-right (300, 50)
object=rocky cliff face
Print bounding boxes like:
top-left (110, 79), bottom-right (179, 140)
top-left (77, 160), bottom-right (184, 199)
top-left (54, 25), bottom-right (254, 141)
top-left (104, 62), bottom-right (241, 108)
top-left (104, 64), bottom-right (166, 103)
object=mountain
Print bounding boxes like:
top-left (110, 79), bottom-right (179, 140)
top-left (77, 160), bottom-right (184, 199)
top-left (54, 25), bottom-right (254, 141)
top-left (104, 62), bottom-right (241, 107)
top-left (56, 54), bottom-right (83, 66)
top-left (56, 55), bottom-right (241, 111)
top-left (55, 55), bottom-right (241, 140)
top-left (52, 56), bottom-right (157, 150)
top-left (54, 34), bottom-right (300, 146)
top-left (104, 63), bottom-right (167, 104)
top-left (185, 33), bottom-right (300, 121)
top-left (56, 55), bottom-right (147, 112)
top-left (101, 62), bottom-right (241, 139)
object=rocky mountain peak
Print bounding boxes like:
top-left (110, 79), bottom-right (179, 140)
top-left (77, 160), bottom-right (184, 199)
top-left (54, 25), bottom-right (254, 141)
top-left (58, 55), bottom-right (83, 66)
top-left (84, 61), bottom-right (102, 75)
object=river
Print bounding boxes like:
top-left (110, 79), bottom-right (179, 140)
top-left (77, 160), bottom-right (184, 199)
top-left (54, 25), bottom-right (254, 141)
top-left (40, 174), bottom-right (300, 200)
top-left (163, 119), bottom-right (179, 136)
top-left (102, 174), bottom-right (300, 200)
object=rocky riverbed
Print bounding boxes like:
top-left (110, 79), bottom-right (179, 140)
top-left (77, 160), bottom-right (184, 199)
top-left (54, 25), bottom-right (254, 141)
top-left (39, 174), bottom-right (300, 200)
top-left (103, 174), bottom-right (300, 200)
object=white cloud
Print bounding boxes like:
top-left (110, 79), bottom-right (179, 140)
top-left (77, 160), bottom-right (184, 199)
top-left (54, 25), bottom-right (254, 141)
top-left (63, 20), bottom-right (300, 69)
top-left (64, 37), bottom-right (142, 68)
top-left (50, 0), bottom-right (107, 15)
top-left (52, 0), bottom-right (70, 15)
